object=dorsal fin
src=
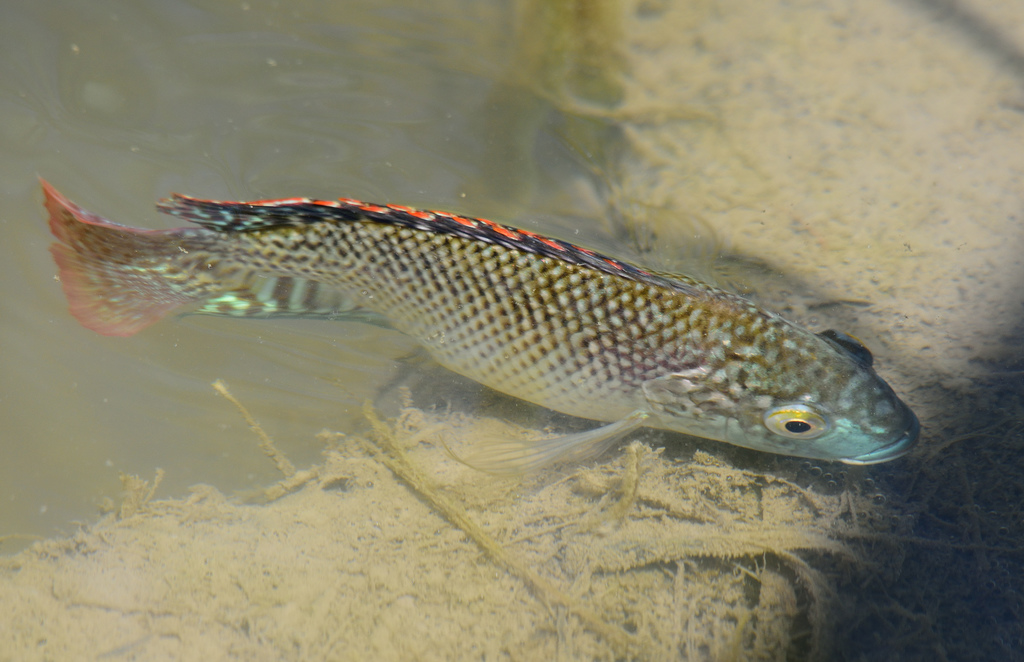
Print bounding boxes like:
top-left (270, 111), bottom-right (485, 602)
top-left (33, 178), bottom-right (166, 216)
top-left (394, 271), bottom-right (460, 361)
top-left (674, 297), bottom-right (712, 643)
top-left (156, 194), bottom-right (707, 297)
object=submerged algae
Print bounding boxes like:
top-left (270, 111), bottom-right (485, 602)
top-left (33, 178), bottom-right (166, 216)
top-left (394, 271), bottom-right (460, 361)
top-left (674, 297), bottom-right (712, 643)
top-left (1, 388), bottom-right (878, 660)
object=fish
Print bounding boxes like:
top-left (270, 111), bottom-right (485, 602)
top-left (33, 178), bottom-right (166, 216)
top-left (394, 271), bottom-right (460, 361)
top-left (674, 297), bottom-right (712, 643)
top-left (42, 179), bottom-right (919, 469)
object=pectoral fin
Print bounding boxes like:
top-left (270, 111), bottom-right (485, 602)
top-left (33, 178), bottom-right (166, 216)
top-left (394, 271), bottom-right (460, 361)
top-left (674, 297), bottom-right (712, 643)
top-left (452, 411), bottom-right (650, 474)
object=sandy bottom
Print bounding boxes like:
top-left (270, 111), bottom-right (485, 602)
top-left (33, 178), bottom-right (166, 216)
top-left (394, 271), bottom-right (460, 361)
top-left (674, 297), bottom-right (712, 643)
top-left (4, 0), bottom-right (1024, 659)
top-left (1, 396), bottom-right (874, 661)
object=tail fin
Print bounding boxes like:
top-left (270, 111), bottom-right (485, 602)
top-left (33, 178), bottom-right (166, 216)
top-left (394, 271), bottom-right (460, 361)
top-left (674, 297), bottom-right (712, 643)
top-left (43, 179), bottom-right (218, 336)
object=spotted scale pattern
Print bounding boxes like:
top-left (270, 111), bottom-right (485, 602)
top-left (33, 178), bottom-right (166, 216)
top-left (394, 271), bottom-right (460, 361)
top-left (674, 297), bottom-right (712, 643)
top-left (46, 180), bottom-right (919, 463)
top-left (159, 195), bottom-right (874, 432)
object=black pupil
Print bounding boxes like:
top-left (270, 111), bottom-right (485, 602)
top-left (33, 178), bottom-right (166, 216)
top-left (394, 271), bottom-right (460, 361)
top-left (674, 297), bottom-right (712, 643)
top-left (785, 420), bottom-right (812, 434)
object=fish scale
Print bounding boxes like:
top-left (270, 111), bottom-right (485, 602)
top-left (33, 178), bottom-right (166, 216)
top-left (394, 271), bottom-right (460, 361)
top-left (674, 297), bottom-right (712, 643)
top-left (43, 180), bottom-right (919, 466)
top-left (205, 218), bottom-right (750, 422)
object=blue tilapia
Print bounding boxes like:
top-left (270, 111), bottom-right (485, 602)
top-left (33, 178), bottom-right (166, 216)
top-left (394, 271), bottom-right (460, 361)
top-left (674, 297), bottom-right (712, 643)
top-left (43, 180), bottom-right (919, 468)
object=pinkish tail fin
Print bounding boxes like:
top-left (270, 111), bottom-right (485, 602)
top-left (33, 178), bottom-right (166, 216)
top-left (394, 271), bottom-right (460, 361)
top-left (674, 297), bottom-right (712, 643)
top-left (43, 179), bottom-right (216, 336)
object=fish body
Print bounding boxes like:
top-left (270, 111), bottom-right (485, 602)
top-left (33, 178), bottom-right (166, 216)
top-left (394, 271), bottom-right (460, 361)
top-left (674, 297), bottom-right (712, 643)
top-left (43, 180), bottom-right (919, 465)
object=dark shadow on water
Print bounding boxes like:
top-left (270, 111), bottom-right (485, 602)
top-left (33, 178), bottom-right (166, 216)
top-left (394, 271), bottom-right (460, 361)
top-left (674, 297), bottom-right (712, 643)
top-left (827, 201), bottom-right (1024, 662)
top-left (829, 6), bottom-right (1024, 648)
top-left (905, 0), bottom-right (1024, 80)
top-left (833, 377), bottom-right (1024, 661)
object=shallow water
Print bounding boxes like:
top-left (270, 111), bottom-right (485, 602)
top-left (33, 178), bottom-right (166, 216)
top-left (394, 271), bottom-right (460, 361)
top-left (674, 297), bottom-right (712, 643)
top-left (3, 0), bottom-right (1024, 659)
top-left (0, 0), bottom-right (590, 543)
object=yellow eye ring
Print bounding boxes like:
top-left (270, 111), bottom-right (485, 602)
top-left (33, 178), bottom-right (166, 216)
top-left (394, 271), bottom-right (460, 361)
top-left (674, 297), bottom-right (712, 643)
top-left (763, 404), bottom-right (830, 439)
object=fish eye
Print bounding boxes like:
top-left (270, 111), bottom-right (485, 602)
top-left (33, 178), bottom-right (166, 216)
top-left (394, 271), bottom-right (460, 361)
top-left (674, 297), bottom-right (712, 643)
top-left (763, 404), bottom-right (830, 439)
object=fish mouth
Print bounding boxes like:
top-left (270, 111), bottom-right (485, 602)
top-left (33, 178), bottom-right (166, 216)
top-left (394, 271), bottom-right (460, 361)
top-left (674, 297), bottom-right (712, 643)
top-left (839, 410), bottom-right (921, 465)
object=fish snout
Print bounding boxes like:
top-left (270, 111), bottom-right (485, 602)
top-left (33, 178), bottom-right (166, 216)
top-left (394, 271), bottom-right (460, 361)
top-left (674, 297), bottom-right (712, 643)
top-left (840, 408), bottom-right (920, 465)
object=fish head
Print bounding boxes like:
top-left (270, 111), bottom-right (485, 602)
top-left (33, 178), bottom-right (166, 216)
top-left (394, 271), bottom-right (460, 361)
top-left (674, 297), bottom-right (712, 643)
top-left (643, 327), bottom-right (919, 464)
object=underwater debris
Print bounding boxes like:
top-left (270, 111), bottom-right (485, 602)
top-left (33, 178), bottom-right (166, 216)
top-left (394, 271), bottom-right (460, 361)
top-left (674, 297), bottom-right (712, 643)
top-left (117, 469), bottom-right (163, 520)
top-left (353, 404), bottom-right (874, 659)
top-left (358, 402), bottom-right (642, 658)
top-left (0, 391), bottom-right (875, 660)
top-left (212, 379), bottom-right (318, 500)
